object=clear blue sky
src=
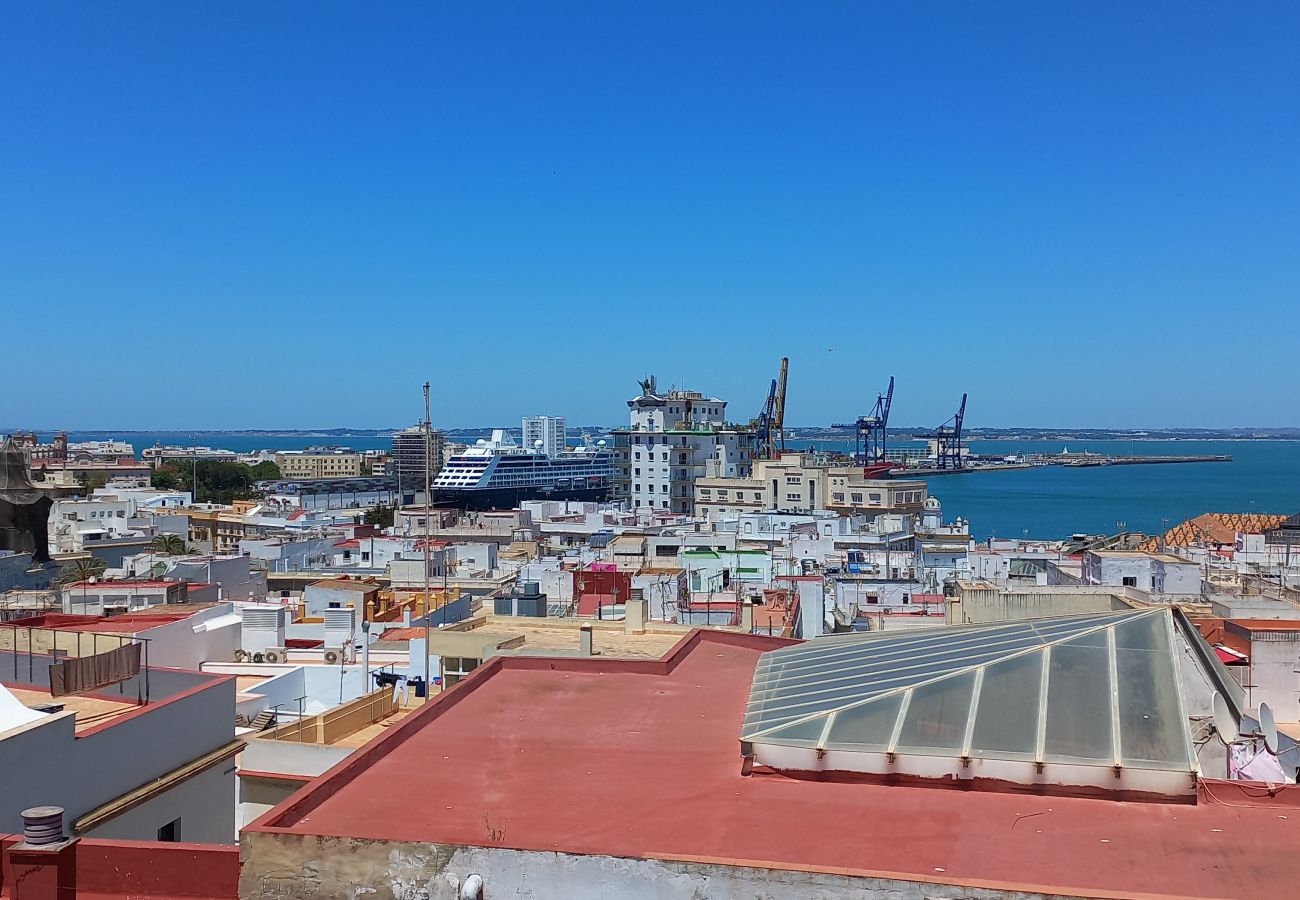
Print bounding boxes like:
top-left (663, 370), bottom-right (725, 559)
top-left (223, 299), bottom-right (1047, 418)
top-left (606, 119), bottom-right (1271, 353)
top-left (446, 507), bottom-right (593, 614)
top-left (3, 2), bottom-right (1297, 430)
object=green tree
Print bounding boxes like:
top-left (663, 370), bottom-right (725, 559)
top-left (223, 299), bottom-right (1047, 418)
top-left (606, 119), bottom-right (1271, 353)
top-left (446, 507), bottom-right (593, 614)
top-left (364, 503), bottom-right (395, 528)
top-left (150, 533), bottom-right (194, 555)
top-left (76, 470), bottom-right (108, 492)
top-left (151, 465), bottom-right (181, 490)
top-left (58, 556), bottom-right (107, 585)
top-left (249, 460), bottom-right (282, 481)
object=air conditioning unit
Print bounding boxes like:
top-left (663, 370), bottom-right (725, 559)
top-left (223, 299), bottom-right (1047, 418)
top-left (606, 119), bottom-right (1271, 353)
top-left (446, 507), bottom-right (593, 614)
top-left (262, 647), bottom-right (287, 664)
top-left (233, 648), bottom-right (248, 662)
top-left (323, 649), bottom-right (341, 665)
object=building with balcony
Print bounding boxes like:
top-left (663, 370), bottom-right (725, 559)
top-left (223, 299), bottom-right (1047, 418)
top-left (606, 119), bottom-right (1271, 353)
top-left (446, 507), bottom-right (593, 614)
top-left (521, 415), bottom-right (566, 458)
top-left (389, 424), bottom-right (445, 492)
top-left (825, 474), bottom-right (928, 518)
top-left (612, 377), bottom-right (753, 515)
top-left (273, 450), bottom-right (364, 480)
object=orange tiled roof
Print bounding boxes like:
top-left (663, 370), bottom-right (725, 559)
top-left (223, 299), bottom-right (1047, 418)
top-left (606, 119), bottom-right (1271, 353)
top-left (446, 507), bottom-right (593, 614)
top-left (1138, 513), bottom-right (1289, 552)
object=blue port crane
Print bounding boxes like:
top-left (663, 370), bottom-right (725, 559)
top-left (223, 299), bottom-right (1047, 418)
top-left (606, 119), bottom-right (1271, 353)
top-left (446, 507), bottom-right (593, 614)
top-left (930, 393), bottom-right (968, 470)
top-left (832, 376), bottom-right (894, 466)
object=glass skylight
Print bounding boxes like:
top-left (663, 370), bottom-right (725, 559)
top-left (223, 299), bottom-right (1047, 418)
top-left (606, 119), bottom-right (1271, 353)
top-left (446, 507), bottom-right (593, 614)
top-left (741, 609), bottom-right (1198, 790)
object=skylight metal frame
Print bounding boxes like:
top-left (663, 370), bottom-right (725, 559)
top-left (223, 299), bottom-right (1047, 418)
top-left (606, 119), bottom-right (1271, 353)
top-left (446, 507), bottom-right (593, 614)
top-left (742, 609), bottom-right (1202, 796)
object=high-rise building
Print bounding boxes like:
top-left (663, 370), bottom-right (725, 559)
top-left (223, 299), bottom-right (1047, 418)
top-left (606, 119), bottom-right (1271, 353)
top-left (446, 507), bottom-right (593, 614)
top-left (611, 377), bottom-right (753, 515)
top-left (390, 424), bottom-right (445, 492)
top-left (522, 415), bottom-right (566, 458)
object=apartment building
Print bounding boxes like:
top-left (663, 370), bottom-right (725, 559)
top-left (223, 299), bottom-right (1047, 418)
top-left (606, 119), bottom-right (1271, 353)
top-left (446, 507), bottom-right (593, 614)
top-left (390, 424), bottom-right (446, 490)
top-left (522, 415), bottom-right (566, 457)
top-left (273, 450), bottom-right (363, 480)
top-left (825, 473), bottom-right (928, 518)
top-left (694, 477), bottom-right (766, 521)
top-left (612, 377), bottom-right (753, 515)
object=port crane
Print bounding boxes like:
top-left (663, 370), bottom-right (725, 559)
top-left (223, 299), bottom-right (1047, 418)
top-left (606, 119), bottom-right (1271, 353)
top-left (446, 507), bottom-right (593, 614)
top-left (930, 393), bottom-right (968, 470)
top-left (753, 357), bottom-right (789, 460)
top-left (833, 376), bottom-right (894, 473)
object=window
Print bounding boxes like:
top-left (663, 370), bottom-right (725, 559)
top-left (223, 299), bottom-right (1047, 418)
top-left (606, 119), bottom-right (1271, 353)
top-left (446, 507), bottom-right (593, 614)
top-left (869, 493), bottom-right (882, 502)
top-left (833, 492), bottom-right (844, 503)
top-left (851, 493), bottom-right (863, 503)
top-left (662, 452), bottom-right (668, 461)
top-left (157, 819), bottom-right (181, 842)
top-left (1122, 576), bottom-right (1137, 587)
top-left (786, 493), bottom-right (800, 501)
top-left (634, 452), bottom-right (641, 460)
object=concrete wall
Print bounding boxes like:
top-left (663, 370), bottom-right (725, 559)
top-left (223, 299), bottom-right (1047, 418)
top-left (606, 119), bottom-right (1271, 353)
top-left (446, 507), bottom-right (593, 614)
top-left (1243, 631), bottom-right (1300, 720)
top-left (952, 585), bottom-right (1129, 625)
top-left (302, 584), bottom-right (371, 617)
top-left (88, 758), bottom-right (235, 844)
top-left (241, 738), bottom-right (352, 777)
top-left (240, 833), bottom-right (1073, 900)
top-left (0, 675), bottom-right (235, 842)
top-left (0, 553), bottom-right (53, 591)
top-left (245, 664), bottom-right (376, 716)
top-left (137, 602), bottom-right (241, 669)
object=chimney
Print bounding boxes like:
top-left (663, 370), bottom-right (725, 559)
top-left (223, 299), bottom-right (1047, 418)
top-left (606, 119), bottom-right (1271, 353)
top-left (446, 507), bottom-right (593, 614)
top-left (579, 622), bottom-right (593, 656)
top-left (741, 599), bottom-right (755, 633)
top-left (21, 807), bottom-right (65, 846)
top-left (6, 806), bottom-right (77, 900)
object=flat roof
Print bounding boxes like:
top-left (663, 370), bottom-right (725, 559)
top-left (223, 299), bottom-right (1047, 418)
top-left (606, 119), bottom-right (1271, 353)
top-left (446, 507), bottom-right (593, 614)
top-left (306, 578), bottom-right (381, 593)
top-left (248, 631), bottom-right (1300, 898)
top-left (2, 608), bottom-right (215, 633)
top-left (1227, 618), bottom-right (1300, 632)
top-left (5, 686), bottom-right (139, 733)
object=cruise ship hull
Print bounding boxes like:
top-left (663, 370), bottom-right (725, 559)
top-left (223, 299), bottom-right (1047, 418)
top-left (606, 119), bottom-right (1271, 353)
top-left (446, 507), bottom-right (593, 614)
top-left (432, 484), bottom-right (611, 510)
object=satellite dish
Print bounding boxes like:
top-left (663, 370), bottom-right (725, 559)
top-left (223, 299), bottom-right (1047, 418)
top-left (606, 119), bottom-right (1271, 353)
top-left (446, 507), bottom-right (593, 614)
top-left (534, 440), bottom-right (544, 448)
top-left (1260, 702), bottom-right (1279, 755)
top-left (1212, 692), bottom-right (1238, 744)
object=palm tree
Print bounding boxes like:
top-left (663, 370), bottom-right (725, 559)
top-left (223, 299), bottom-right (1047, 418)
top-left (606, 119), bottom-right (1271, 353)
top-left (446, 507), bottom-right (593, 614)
top-left (58, 556), bottom-right (106, 585)
top-left (150, 534), bottom-right (193, 555)
top-left (58, 557), bottom-right (108, 614)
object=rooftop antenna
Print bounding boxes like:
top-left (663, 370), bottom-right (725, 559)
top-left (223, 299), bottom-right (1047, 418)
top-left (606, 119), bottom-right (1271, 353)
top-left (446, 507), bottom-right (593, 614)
top-left (1259, 702), bottom-right (1279, 755)
top-left (1213, 693), bottom-right (1281, 758)
top-left (1212, 692), bottom-right (1238, 744)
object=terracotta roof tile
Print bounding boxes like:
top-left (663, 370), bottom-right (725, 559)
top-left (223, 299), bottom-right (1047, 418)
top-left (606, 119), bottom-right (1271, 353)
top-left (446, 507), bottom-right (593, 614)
top-left (1139, 512), bottom-right (1289, 552)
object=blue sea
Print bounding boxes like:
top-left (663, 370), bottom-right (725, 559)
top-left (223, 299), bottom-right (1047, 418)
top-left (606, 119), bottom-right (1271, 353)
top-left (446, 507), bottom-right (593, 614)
top-left (46, 432), bottom-right (1300, 541)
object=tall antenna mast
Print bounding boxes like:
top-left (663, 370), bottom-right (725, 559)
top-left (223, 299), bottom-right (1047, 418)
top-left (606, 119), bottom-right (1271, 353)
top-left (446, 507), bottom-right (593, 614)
top-left (422, 381), bottom-right (432, 702)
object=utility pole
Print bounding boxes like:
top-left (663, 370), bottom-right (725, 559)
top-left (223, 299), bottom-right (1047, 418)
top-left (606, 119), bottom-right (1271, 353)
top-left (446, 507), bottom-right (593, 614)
top-left (422, 382), bottom-right (432, 702)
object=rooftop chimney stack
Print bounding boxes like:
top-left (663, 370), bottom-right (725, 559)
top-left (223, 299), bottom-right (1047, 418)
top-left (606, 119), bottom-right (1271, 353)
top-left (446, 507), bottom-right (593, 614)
top-left (579, 622), bottom-right (593, 656)
top-left (20, 806), bottom-right (65, 845)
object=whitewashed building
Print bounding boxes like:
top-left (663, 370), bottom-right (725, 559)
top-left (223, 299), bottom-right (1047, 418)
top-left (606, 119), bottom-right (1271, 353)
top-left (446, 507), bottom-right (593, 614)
top-left (522, 415), bottom-right (567, 458)
top-left (612, 378), bottom-right (754, 515)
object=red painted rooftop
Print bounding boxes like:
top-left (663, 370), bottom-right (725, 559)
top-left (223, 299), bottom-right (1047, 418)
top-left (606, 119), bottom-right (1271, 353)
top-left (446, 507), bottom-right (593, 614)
top-left (249, 630), bottom-right (1300, 898)
top-left (1, 610), bottom-right (204, 633)
top-left (61, 579), bottom-right (184, 589)
top-left (1227, 618), bottom-right (1300, 632)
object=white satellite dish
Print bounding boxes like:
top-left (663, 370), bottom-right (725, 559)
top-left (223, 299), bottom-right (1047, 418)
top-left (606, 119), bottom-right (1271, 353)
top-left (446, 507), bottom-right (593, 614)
top-left (534, 440), bottom-right (544, 448)
top-left (1212, 692), bottom-right (1238, 744)
top-left (1259, 702), bottom-right (1279, 755)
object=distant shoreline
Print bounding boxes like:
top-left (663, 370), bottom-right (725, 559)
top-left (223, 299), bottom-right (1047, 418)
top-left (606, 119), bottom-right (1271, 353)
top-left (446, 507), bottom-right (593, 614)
top-left (6, 427), bottom-right (1299, 442)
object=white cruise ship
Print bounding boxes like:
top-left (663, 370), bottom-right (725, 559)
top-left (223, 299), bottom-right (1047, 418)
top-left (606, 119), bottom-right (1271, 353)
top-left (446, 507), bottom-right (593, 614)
top-left (431, 430), bottom-right (613, 509)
